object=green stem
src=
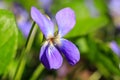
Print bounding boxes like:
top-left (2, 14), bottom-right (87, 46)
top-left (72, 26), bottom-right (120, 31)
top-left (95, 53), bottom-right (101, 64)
top-left (14, 22), bottom-right (38, 80)
top-left (14, 58), bottom-right (26, 80)
top-left (30, 64), bottom-right (44, 80)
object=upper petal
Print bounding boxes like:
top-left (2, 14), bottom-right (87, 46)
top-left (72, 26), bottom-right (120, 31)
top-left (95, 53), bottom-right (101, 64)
top-left (55, 7), bottom-right (76, 37)
top-left (56, 38), bottom-right (80, 65)
top-left (31, 6), bottom-right (54, 39)
top-left (40, 42), bottom-right (63, 69)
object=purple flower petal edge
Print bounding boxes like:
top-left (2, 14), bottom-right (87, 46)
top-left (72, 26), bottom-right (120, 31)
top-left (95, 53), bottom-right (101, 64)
top-left (55, 7), bottom-right (76, 37)
top-left (40, 42), bottom-right (63, 69)
top-left (31, 6), bottom-right (54, 39)
top-left (56, 38), bottom-right (80, 65)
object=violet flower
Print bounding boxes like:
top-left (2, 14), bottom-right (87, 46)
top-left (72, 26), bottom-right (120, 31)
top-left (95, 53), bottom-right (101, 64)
top-left (110, 41), bottom-right (120, 56)
top-left (12, 3), bottom-right (32, 37)
top-left (31, 7), bottom-right (80, 69)
top-left (108, 0), bottom-right (120, 27)
top-left (109, 0), bottom-right (120, 15)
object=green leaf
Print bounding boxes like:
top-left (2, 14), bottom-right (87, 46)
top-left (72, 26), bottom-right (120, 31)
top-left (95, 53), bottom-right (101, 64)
top-left (97, 53), bottom-right (120, 76)
top-left (67, 17), bottom-right (108, 37)
top-left (0, 9), bottom-right (18, 74)
top-left (94, 0), bottom-right (108, 14)
top-left (75, 38), bottom-right (89, 53)
top-left (96, 61), bottom-right (110, 77)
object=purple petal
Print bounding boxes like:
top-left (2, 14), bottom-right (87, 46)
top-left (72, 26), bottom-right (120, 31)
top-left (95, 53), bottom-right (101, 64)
top-left (40, 42), bottom-right (63, 69)
top-left (12, 3), bottom-right (31, 37)
top-left (56, 38), bottom-right (80, 65)
top-left (109, 0), bottom-right (120, 15)
top-left (18, 21), bottom-right (32, 37)
top-left (31, 6), bottom-right (54, 39)
top-left (55, 7), bottom-right (76, 37)
top-left (110, 41), bottom-right (120, 56)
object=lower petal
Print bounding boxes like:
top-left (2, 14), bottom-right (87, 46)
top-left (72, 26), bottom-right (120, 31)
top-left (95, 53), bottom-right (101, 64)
top-left (56, 38), bottom-right (80, 65)
top-left (40, 42), bottom-right (63, 69)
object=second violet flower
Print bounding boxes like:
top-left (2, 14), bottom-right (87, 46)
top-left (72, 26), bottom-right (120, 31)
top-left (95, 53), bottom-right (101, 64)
top-left (31, 7), bottom-right (80, 69)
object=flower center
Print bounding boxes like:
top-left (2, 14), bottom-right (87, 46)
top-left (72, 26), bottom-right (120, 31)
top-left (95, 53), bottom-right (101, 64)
top-left (47, 37), bottom-right (54, 45)
top-left (47, 35), bottom-right (61, 45)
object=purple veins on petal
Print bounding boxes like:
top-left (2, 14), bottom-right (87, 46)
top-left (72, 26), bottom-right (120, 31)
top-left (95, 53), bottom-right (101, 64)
top-left (31, 6), bottom-right (54, 39)
top-left (55, 7), bottom-right (76, 37)
top-left (56, 38), bottom-right (80, 65)
top-left (40, 42), bottom-right (63, 69)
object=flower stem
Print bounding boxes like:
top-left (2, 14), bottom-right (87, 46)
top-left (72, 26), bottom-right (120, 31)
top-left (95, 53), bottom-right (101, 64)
top-left (30, 64), bottom-right (44, 80)
top-left (14, 22), bottom-right (38, 80)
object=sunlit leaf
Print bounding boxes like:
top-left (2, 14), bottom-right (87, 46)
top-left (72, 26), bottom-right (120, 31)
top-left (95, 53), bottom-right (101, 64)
top-left (0, 9), bottom-right (18, 74)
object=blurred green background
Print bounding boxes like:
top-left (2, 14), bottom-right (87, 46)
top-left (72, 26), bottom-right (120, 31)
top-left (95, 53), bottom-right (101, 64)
top-left (0, 0), bottom-right (120, 80)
